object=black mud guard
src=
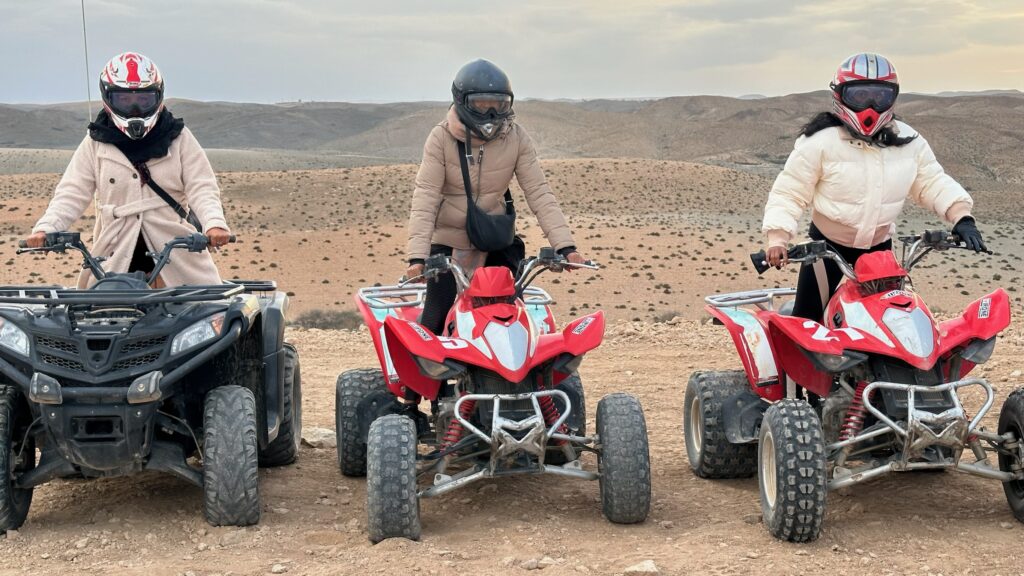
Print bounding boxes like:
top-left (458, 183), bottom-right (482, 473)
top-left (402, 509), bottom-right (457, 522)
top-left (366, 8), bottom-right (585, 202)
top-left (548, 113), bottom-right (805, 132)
top-left (723, 389), bottom-right (768, 444)
top-left (259, 291), bottom-right (290, 446)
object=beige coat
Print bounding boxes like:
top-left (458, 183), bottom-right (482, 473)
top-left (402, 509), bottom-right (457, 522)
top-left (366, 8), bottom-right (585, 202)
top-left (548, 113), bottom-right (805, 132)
top-left (33, 128), bottom-right (230, 288)
top-left (406, 108), bottom-right (575, 261)
top-left (763, 121), bottom-right (973, 249)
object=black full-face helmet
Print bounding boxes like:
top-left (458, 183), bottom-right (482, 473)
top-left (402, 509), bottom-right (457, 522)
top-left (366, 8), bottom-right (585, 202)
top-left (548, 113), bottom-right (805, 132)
top-left (451, 59), bottom-right (514, 141)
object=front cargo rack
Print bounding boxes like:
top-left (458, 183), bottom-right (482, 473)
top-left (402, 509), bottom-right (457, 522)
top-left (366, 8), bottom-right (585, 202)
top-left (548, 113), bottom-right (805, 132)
top-left (0, 284), bottom-right (246, 306)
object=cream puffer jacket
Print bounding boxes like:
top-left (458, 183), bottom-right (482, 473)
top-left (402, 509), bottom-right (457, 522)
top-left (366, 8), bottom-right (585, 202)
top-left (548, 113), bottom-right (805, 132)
top-left (763, 121), bottom-right (973, 249)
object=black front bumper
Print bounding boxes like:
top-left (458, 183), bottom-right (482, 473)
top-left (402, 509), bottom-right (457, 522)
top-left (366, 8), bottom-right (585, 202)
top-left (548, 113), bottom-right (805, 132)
top-left (1, 323), bottom-right (241, 476)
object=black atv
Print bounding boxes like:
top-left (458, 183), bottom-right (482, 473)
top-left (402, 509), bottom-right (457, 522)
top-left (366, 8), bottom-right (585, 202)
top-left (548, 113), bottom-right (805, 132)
top-left (0, 231), bottom-right (300, 530)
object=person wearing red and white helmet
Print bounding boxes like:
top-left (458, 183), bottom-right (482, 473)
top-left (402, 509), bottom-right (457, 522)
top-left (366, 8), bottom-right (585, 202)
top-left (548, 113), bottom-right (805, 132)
top-left (24, 52), bottom-right (231, 288)
top-left (762, 52), bottom-right (985, 321)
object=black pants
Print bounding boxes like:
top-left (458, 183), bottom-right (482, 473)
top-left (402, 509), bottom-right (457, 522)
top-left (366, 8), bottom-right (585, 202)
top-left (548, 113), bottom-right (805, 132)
top-left (128, 234), bottom-right (155, 275)
top-left (791, 224), bottom-right (892, 321)
top-left (419, 244), bottom-right (518, 335)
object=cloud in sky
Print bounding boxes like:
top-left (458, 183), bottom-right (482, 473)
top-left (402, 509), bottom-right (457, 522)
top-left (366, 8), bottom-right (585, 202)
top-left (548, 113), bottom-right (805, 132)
top-left (1, 0), bottom-right (1022, 103)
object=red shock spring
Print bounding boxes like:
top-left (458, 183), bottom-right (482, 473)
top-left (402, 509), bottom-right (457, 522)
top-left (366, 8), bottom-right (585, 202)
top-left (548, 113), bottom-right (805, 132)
top-left (839, 381), bottom-right (872, 441)
top-left (441, 397), bottom-right (477, 450)
top-left (538, 395), bottom-right (568, 443)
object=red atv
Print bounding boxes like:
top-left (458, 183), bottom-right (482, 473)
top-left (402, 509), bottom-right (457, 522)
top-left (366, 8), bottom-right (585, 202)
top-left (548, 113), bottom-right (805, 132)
top-left (337, 248), bottom-right (650, 542)
top-left (685, 230), bottom-right (1019, 542)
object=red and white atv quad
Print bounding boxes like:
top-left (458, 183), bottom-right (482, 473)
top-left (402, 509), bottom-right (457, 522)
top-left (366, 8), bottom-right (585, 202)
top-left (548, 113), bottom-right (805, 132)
top-left (685, 230), bottom-right (1020, 542)
top-left (337, 248), bottom-right (651, 542)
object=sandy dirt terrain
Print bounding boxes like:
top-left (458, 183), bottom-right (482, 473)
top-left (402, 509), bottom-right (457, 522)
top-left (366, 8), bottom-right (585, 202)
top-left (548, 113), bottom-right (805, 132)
top-left (0, 323), bottom-right (1022, 576)
top-left (0, 159), bottom-right (1021, 575)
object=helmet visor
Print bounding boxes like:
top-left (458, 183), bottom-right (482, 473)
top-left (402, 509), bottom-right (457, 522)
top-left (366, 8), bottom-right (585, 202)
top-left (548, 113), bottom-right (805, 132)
top-left (840, 83), bottom-right (897, 113)
top-left (107, 90), bottom-right (161, 118)
top-left (466, 93), bottom-right (513, 116)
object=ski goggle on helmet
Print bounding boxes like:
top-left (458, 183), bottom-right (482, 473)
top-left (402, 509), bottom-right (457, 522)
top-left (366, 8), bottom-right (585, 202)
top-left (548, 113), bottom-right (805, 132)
top-left (107, 91), bottom-right (162, 118)
top-left (830, 53), bottom-right (900, 138)
top-left (465, 93), bottom-right (513, 116)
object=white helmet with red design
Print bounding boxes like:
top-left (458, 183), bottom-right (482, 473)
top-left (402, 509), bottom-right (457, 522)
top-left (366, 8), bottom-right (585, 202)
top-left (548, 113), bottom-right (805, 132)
top-left (98, 52), bottom-right (165, 140)
top-left (830, 53), bottom-right (900, 138)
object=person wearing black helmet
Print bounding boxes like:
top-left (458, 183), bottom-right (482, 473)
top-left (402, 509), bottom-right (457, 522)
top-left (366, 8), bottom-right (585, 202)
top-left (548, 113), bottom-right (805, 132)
top-left (405, 59), bottom-right (585, 336)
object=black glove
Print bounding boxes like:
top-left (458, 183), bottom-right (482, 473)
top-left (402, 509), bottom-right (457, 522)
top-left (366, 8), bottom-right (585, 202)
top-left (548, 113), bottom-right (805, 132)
top-left (953, 217), bottom-right (987, 253)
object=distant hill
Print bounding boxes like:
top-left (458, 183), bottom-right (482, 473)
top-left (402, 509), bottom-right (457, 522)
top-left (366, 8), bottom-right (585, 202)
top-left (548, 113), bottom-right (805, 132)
top-left (2, 91), bottom-right (1022, 186)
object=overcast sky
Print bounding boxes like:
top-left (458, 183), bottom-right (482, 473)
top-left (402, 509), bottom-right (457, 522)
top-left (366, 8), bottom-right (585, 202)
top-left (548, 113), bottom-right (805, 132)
top-left (2, 0), bottom-right (1022, 104)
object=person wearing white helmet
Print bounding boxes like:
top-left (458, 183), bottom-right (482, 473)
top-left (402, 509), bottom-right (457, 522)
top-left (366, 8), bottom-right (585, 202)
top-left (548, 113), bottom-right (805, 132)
top-left (762, 52), bottom-right (985, 321)
top-left (24, 52), bottom-right (231, 288)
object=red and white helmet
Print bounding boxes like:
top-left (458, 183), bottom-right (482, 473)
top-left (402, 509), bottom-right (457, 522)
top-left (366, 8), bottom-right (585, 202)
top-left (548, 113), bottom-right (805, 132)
top-left (830, 53), bottom-right (899, 138)
top-left (98, 52), bottom-right (165, 140)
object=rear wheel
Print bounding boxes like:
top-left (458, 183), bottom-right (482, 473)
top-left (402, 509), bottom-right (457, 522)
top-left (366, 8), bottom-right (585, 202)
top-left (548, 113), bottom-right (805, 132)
top-left (260, 344), bottom-right (302, 467)
top-left (336, 368), bottom-right (387, 476)
top-left (0, 385), bottom-right (34, 532)
top-left (547, 375), bottom-right (586, 465)
top-left (596, 393), bottom-right (651, 524)
top-left (366, 414), bottom-right (420, 543)
top-left (203, 385), bottom-right (260, 526)
top-left (684, 370), bottom-right (757, 478)
top-left (998, 388), bottom-right (1024, 522)
top-left (758, 399), bottom-right (826, 542)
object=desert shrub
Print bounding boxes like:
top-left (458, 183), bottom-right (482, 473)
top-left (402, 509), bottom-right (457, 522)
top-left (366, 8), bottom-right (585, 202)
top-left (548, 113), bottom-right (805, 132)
top-left (291, 309), bottom-right (363, 330)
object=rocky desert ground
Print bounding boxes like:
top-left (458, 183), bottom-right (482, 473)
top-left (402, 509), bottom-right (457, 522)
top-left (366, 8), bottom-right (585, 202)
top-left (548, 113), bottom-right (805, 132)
top-left (0, 94), bottom-right (1022, 575)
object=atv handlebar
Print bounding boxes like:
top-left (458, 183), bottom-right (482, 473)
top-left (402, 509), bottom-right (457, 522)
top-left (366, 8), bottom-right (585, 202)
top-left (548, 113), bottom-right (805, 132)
top-left (749, 241), bottom-right (855, 279)
top-left (17, 231), bottom-right (236, 284)
top-left (751, 228), bottom-right (989, 280)
top-left (410, 250), bottom-right (599, 295)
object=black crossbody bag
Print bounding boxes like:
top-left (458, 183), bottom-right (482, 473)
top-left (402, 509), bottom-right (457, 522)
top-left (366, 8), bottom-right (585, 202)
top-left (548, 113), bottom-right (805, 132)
top-left (457, 140), bottom-right (517, 252)
top-left (134, 162), bottom-right (204, 232)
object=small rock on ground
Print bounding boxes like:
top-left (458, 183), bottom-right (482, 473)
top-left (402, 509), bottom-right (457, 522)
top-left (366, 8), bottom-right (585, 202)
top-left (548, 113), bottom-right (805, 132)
top-left (624, 560), bottom-right (660, 574)
top-left (301, 427), bottom-right (336, 449)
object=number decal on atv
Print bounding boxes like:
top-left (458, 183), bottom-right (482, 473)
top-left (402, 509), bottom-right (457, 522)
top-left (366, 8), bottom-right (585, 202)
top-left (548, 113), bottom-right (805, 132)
top-left (438, 337), bottom-right (469, 350)
top-left (979, 297), bottom-right (991, 319)
top-left (802, 321), bottom-right (839, 342)
top-left (572, 317), bottom-right (594, 335)
top-left (410, 323), bottom-right (433, 341)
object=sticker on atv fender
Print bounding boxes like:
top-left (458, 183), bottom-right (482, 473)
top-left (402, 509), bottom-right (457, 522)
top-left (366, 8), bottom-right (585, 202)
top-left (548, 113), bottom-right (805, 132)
top-left (572, 317), bottom-right (594, 335)
top-left (881, 290), bottom-right (913, 300)
top-left (979, 297), bottom-right (991, 319)
top-left (438, 337), bottom-right (469, 350)
top-left (410, 322), bottom-right (433, 341)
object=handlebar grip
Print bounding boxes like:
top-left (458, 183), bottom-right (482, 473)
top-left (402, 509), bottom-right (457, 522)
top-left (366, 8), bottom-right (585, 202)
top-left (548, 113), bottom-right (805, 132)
top-left (750, 251), bottom-right (770, 275)
top-left (17, 240), bottom-right (27, 249)
top-left (228, 235), bottom-right (237, 243)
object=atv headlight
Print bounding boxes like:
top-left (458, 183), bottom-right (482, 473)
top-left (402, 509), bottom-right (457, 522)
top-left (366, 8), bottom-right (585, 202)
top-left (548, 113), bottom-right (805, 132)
top-left (171, 313), bottom-right (226, 356)
top-left (809, 350), bottom-right (868, 373)
top-left (0, 318), bottom-right (29, 357)
top-left (961, 337), bottom-right (996, 364)
top-left (414, 356), bottom-right (464, 380)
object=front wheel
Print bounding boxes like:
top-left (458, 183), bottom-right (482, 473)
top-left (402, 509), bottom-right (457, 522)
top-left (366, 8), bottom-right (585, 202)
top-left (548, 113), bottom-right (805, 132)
top-left (0, 385), bottom-right (34, 532)
top-left (547, 375), bottom-right (586, 465)
top-left (684, 370), bottom-right (757, 478)
top-left (998, 388), bottom-right (1024, 522)
top-left (596, 393), bottom-right (651, 524)
top-left (758, 399), bottom-right (826, 542)
top-left (336, 368), bottom-right (387, 477)
top-left (203, 385), bottom-right (261, 526)
top-left (366, 414), bottom-right (420, 543)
